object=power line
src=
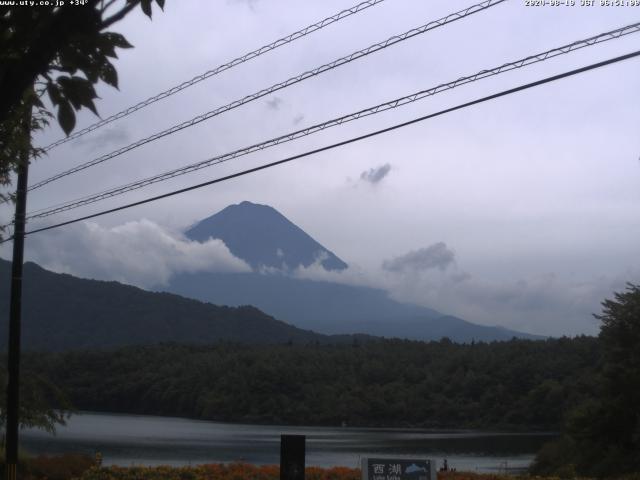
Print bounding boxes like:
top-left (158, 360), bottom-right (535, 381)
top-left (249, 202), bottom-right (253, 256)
top-left (28, 0), bottom-right (506, 192)
top-left (39, 0), bottom-right (389, 152)
top-left (8, 49), bottom-right (638, 243)
top-left (24, 21), bottom-right (640, 221)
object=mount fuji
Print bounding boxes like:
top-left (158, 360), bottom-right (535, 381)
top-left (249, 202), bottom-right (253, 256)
top-left (163, 201), bottom-right (541, 342)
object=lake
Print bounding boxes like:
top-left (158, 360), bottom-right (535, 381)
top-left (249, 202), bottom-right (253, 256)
top-left (21, 412), bottom-right (555, 472)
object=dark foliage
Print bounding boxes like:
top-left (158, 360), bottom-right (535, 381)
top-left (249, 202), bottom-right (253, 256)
top-left (0, 0), bottom-right (164, 130)
top-left (531, 284), bottom-right (640, 477)
top-left (22, 336), bottom-right (599, 429)
top-left (0, 364), bottom-right (72, 433)
top-left (0, 0), bottom-right (165, 219)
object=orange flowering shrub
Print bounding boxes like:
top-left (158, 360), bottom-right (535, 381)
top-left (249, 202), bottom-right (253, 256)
top-left (3, 453), bottom-right (96, 480)
top-left (304, 466), bottom-right (359, 480)
top-left (439, 473), bottom-right (607, 480)
top-left (20, 460), bottom-right (628, 480)
top-left (31, 453), bottom-right (95, 479)
top-left (77, 463), bottom-right (359, 480)
top-left (438, 473), bottom-right (515, 480)
top-left (438, 473), bottom-right (518, 480)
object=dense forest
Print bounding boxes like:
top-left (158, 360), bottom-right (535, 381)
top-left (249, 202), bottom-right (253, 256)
top-left (21, 336), bottom-right (600, 430)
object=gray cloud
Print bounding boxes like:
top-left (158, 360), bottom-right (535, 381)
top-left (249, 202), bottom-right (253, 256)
top-left (383, 242), bottom-right (455, 273)
top-left (292, 114), bottom-right (305, 125)
top-left (266, 96), bottom-right (283, 110)
top-left (72, 126), bottom-right (131, 152)
top-left (295, 255), bottom-right (632, 336)
top-left (385, 269), bottom-right (638, 337)
top-left (360, 163), bottom-right (391, 185)
top-left (25, 219), bottom-right (251, 288)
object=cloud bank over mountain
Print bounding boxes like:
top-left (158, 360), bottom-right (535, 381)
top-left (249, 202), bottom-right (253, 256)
top-left (25, 219), bottom-right (250, 288)
top-left (293, 241), bottom-right (632, 336)
top-left (13, 211), bottom-right (635, 337)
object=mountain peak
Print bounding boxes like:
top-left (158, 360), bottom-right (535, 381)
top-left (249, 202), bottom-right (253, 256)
top-left (236, 200), bottom-right (273, 210)
top-left (185, 201), bottom-right (347, 272)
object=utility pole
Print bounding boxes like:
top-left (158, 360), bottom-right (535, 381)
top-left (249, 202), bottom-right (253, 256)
top-left (5, 107), bottom-right (31, 480)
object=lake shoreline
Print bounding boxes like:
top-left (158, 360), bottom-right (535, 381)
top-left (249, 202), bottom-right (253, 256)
top-left (64, 409), bottom-right (559, 435)
top-left (22, 411), bottom-right (554, 471)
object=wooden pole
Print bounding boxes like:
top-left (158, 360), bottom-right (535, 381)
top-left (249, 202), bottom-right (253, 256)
top-left (5, 107), bottom-right (31, 480)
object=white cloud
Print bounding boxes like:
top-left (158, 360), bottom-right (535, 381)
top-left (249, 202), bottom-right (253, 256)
top-left (25, 219), bottom-right (250, 288)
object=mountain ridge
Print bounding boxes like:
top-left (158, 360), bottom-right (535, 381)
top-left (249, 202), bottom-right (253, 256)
top-left (0, 259), bottom-right (371, 351)
top-left (165, 271), bottom-right (542, 342)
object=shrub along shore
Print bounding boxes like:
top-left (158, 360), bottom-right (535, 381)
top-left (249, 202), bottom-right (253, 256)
top-left (4, 456), bottom-right (640, 480)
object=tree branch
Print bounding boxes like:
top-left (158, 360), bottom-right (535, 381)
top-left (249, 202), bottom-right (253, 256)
top-left (101, 0), bottom-right (140, 29)
top-left (101, 0), bottom-right (120, 14)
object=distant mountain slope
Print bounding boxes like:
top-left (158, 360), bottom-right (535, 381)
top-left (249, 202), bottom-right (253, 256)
top-left (185, 201), bottom-right (347, 271)
top-left (165, 271), bottom-right (542, 342)
top-left (0, 260), bottom-right (361, 351)
top-left (175, 201), bottom-right (542, 342)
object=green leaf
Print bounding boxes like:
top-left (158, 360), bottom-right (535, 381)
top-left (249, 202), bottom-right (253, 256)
top-left (57, 76), bottom-right (99, 116)
top-left (75, 89), bottom-right (98, 116)
top-left (57, 100), bottom-right (76, 136)
top-left (97, 32), bottom-right (118, 58)
top-left (46, 83), bottom-right (62, 106)
top-left (57, 47), bottom-right (82, 74)
top-left (103, 32), bottom-right (133, 49)
top-left (155, 0), bottom-right (165, 9)
top-left (99, 62), bottom-right (118, 89)
top-left (140, 0), bottom-right (152, 18)
top-left (99, 41), bottom-right (117, 59)
top-left (83, 65), bottom-right (100, 83)
top-left (32, 95), bottom-right (45, 110)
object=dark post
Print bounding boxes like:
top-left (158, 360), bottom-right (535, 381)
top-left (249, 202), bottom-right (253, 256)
top-left (280, 434), bottom-right (305, 480)
top-left (5, 110), bottom-right (31, 480)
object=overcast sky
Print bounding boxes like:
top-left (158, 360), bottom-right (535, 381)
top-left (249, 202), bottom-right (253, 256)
top-left (2, 0), bottom-right (639, 337)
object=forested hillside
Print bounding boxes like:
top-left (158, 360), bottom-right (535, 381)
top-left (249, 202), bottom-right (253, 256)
top-left (0, 260), bottom-right (367, 350)
top-left (24, 337), bottom-right (600, 429)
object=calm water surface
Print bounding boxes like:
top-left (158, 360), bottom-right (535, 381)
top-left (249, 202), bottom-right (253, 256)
top-left (21, 412), bottom-right (555, 472)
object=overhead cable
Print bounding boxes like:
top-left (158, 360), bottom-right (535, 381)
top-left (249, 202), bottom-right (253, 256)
top-left (28, 0), bottom-right (506, 192)
top-left (6, 49), bottom-right (638, 243)
top-left (40, 0), bottom-right (389, 152)
top-left (24, 21), bottom-right (640, 221)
